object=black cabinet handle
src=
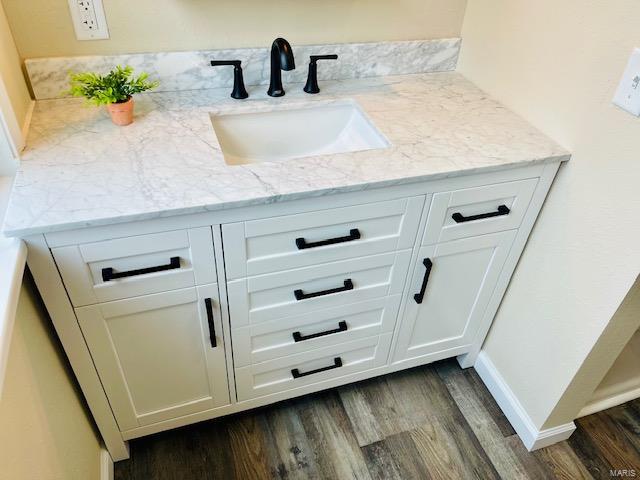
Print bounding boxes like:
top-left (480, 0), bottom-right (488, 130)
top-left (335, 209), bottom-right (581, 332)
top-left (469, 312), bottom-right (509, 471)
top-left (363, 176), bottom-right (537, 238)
top-left (204, 298), bottom-right (217, 348)
top-left (296, 228), bottom-right (361, 250)
top-left (452, 205), bottom-right (510, 223)
top-left (101, 256), bottom-right (181, 282)
top-left (291, 357), bottom-right (343, 379)
top-left (293, 321), bottom-right (348, 342)
top-left (294, 279), bottom-right (354, 301)
top-left (414, 258), bottom-right (433, 304)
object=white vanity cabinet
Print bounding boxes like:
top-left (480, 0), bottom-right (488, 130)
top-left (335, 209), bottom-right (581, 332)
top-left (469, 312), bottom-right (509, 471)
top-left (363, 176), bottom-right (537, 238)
top-left (25, 162), bottom-right (562, 460)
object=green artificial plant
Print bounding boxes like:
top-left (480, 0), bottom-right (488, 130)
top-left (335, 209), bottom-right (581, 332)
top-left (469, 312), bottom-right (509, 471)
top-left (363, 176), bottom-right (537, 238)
top-left (67, 65), bottom-right (159, 106)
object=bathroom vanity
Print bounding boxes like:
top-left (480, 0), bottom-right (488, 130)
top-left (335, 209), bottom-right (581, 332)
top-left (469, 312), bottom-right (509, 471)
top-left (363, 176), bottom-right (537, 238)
top-left (3, 69), bottom-right (569, 460)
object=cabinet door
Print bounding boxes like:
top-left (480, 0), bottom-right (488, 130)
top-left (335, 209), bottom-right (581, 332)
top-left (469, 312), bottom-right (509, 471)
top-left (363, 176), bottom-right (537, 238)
top-left (393, 231), bottom-right (516, 363)
top-left (76, 284), bottom-right (229, 431)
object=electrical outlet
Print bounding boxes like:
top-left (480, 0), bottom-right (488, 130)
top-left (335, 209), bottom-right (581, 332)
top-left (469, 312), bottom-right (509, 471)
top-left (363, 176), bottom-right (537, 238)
top-left (67, 0), bottom-right (109, 41)
top-left (613, 48), bottom-right (640, 116)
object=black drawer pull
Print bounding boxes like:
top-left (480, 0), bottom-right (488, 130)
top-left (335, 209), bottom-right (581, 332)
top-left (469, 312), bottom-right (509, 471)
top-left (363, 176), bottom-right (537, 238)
top-left (101, 256), bottom-right (181, 282)
top-left (294, 279), bottom-right (354, 301)
top-left (204, 298), bottom-right (217, 348)
top-left (414, 258), bottom-right (433, 304)
top-left (292, 357), bottom-right (343, 379)
top-left (293, 321), bottom-right (348, 342)
top-left (452, 205), bottom-right (510, 223)
top-left (296, 228), bottom-right (361, 250)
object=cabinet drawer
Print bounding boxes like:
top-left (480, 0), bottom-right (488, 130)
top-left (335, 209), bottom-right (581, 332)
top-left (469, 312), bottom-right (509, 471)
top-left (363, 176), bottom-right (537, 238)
top-left (232, 296), bottom-right (401, 366)
top-left (235, 333), bottom-right (392, 401)
top-left (222, 197), bottom-right (424, 279)
top-left (423, 179), bottom-right (537, 245)
top-left (53, 227), bottom-right (217, 306)
top-left (227, 250), bottom-right (411, 327)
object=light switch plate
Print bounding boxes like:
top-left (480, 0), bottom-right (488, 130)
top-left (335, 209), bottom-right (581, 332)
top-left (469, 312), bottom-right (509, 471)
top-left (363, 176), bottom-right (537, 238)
top-left (67, 0), bottom-right (109, 41)
top-left (612, 48), bottom-right (640, 116)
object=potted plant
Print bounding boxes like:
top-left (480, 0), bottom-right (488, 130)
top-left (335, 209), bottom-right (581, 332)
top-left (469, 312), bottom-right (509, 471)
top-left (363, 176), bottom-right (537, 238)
top-left (67, 66), bottom-right (159, 126)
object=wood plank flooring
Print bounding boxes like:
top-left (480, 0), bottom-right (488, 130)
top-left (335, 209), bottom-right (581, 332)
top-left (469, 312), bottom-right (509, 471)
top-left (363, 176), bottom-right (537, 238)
top-left (115, 359), bottom-right (640, 480)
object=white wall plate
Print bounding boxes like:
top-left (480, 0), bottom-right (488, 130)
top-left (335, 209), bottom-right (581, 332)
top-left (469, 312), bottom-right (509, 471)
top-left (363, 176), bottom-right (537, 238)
top-left (67, 0), bottom-right (110, 41)
top-left (613, 48), bottom-right (640, 116)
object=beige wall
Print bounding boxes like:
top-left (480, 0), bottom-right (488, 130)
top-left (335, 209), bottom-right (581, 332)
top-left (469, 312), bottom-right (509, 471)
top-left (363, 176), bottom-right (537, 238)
top-left (0, 0), bottom-right (31, 139)
top-left (0, 277), bottom-right (102, 480)
top-left (2, 0), bottom-right (467, 59)
top-left (546, 275), bottom-right (640, 426)
top-left (459, 0), bottom-right (640, 429)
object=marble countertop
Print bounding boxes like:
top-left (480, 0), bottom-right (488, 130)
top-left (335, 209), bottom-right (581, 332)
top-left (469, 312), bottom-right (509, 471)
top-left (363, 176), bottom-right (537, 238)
top-left (3, 72), bottom-right (569, 237)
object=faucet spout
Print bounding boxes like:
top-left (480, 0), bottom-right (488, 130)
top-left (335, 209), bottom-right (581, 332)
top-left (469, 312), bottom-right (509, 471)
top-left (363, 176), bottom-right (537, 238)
top-left (268, 38), bottom-right (295, 97)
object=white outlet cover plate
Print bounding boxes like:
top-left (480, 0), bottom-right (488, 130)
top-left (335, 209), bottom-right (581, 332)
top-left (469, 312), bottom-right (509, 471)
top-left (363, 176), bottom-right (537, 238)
top-left (612, 48), bottom-right (640, 116)
top-left (67, 0), bottom-right (109, 41)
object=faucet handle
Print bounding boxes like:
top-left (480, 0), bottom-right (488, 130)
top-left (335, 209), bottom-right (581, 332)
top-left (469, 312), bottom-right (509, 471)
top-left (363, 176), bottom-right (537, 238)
top-left (304, 55), bottom-right (338, 94)
top-left (210, 60), bottom-right (249, 100)
top-left (310, 54), bottom-right (338, 62)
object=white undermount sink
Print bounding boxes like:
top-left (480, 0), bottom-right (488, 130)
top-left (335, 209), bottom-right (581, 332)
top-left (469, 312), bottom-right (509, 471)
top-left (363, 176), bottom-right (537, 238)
top-left (210, 100), bottom-right (390, 166)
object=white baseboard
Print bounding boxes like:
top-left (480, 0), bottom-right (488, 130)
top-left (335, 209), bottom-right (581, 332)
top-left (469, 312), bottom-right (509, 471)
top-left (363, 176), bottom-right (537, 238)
top-left (101, 448), bottom-right (114, 480)
top-left (578, 386), bottom-right (640, 418)
top-left (474, 351), bottom-right (576, 451)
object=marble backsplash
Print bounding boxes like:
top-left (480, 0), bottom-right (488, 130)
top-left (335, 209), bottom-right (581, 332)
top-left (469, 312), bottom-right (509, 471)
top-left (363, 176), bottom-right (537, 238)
top-left (26, 38), bottom-right (460, 100)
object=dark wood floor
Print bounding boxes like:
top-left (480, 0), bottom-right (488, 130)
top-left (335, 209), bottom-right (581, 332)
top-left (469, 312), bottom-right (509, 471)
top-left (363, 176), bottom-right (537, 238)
top-left (115, 359), bottom-right (640, 480)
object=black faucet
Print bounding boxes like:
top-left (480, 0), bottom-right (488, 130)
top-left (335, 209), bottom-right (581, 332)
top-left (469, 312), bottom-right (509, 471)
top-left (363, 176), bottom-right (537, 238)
top-left (268, 38), bottom-right (295, 97)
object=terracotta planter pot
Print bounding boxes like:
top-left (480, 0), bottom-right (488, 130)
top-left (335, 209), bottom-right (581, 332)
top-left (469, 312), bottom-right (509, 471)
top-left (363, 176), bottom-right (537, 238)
top-left (106, 97), bottom-right (134, 126)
